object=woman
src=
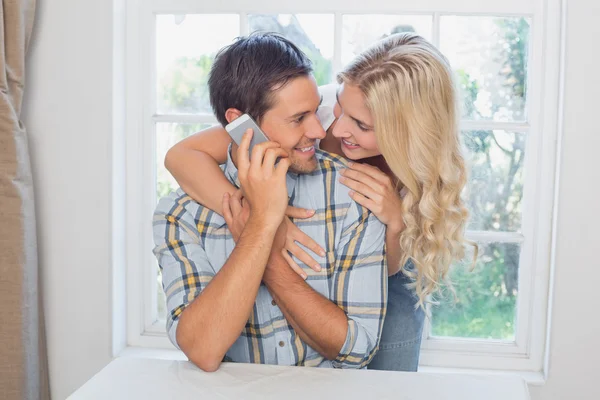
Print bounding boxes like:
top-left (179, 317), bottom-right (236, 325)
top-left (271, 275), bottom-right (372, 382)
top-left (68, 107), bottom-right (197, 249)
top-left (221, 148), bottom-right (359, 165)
top-left (164, 33), bottom-right (473, 371)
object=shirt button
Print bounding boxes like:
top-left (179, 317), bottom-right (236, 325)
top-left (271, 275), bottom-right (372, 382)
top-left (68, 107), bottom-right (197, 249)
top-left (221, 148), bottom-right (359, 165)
top-left (271, 300), bottom-right (276, 306)
top-left (279, 341), bottom-right (285, 347)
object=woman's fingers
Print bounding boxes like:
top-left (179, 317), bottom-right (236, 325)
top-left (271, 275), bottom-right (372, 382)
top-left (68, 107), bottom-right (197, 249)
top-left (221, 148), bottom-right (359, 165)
top-left (222, 193), bottom-right (233, 225)
top-left (289, 224), bottom-right (325, 256)
top-left (282, 250), bottom-right (307, 280)
top-left (349, 190), bottom-right (379, 214)
top-left (285, 218), bottom-right (324, 256)
top-left (286, 206), bottom-right (315, 219)
top-left (347, 161), bottom-right (392, 186)
top-left (339, 174), bottom-right (381, 201)
top-left (287, 242), bottom-right (322, 272)
top-left (340, 168), bottom-right (384, 195)
top-left (229, 190), bottom-right (243, 217)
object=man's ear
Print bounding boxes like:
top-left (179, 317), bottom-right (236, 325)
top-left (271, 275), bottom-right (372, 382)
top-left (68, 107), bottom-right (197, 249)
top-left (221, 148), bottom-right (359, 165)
top-left (225, 108), bottom-right (243, 124)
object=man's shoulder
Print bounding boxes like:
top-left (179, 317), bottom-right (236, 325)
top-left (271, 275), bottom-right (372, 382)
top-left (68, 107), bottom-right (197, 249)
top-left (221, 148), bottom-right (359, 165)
top-left (314, 149), bottom-right (349, 171)
top-left (154, 189), bottom-right (223, 227)
top-left (307, 151), bottom-right (384, 231)
top-left (300, 150), bottom-right (349, 199)
top-left (155, 189), bottom-right (195, 215)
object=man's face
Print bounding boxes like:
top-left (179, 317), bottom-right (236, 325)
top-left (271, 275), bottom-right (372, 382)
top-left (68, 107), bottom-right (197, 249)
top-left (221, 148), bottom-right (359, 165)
top-left (259, 75), bottom-right (326, 174)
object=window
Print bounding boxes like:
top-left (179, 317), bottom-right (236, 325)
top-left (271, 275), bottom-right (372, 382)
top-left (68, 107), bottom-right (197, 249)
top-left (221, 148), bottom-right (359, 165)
top-left (125, 0), bottom-right (562, 373)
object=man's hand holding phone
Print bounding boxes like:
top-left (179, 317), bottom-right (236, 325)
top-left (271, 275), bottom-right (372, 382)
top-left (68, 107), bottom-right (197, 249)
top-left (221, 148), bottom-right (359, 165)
top-left (235, 129), bottom-right (291, 229)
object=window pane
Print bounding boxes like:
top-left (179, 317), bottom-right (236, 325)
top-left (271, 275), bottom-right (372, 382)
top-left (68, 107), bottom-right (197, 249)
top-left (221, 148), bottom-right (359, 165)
top-left (156, 14), bottom-right (240, 114)
top-left (342, 15), bottom-right (433, 66)
top-left (156, 123), bottom-right (215, 200)
top-left (431, 242), bottom-right (520, 340)
top-left (441, 16), bottom-right (530, 122)
top-left (249, 14), bottom-right (334, 85)
top-left (463, 130), bottom-right (525, 232)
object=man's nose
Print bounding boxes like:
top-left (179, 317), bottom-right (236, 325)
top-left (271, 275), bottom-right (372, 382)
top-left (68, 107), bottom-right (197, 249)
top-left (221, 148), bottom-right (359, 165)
top-left (305, 116), bottom-right (326, 140)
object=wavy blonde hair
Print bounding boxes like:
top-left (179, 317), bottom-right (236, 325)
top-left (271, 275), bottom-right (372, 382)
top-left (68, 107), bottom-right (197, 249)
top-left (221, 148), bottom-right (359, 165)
top-left (338, 33), bottom-right (476, 309)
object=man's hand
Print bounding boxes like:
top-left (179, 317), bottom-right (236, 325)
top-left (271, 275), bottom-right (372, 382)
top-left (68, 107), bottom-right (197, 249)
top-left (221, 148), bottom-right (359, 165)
top-left (237, 129), bottom-right (291, 228)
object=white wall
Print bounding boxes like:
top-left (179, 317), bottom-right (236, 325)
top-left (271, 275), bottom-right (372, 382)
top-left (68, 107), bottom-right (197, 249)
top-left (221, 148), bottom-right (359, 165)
top-left (21, 0), bottom-right (599, 399)
top-left (529, 1), bottom-right (600, 399)
top-left (23, 0), bottom-right (115, 399)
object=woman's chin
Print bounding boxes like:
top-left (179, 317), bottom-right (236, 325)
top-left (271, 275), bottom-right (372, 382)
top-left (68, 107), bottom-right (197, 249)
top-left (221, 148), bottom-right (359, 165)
top-left (342, 146), bottom-right (379, 161)
top-left (341, 146), bottom-right (361, 160)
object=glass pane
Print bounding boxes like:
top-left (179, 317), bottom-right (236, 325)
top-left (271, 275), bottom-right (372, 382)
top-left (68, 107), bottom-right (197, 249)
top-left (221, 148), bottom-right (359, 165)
top-left (431, 242), bottom-right (520, 340)
top-left (342, 15), bottom-right (433, 66)
top-left (156, 123), bottom-right (215, 200)
top-left (249, 14), bottom-right (335, 86)
top-left (440, 16), bottom-right (530, 122)
top-left (463, 130), bottom-right (525, 232)
top-left (156, 14), bottom-right (240, 114)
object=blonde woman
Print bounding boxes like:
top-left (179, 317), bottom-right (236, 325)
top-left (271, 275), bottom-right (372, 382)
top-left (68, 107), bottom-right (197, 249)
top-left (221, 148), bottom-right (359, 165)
top-left (164, 33), bottom-right (471, 371)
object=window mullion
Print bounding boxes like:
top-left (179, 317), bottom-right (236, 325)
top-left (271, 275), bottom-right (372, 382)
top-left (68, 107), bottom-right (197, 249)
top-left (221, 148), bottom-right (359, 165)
top-left (465, 231), bottom-right (524, 244)
top-left (333, 12), bottom-right (343, 75)
top-left (460, 121), bottom-right (530, 132)
top-left (240, 11), bottom-right (248, 35)
top-left (432, 12), bottom-right (440, 47)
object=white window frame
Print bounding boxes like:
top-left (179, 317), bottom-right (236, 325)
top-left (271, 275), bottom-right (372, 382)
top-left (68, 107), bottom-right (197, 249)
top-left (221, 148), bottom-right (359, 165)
top-left (124, 0), bottom-right (564, 377)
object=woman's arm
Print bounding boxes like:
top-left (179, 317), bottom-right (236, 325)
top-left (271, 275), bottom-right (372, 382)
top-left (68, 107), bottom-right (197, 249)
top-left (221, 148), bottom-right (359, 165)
top-left (164, 125), bottom-right (236, 215)
top-left (164, 124), bottom-right (326, 271)
top-left (385, 229), bottom-right (404, 276)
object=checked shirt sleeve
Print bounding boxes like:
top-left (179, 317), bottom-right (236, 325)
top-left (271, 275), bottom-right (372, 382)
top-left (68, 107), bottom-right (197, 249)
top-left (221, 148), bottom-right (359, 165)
top-left (152, 195), bottom-right (215, 349)
top-left (329, 202), bottom-right (388, 369)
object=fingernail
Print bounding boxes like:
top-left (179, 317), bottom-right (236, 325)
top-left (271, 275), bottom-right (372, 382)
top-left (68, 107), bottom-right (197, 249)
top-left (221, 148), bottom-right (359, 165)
top-left (340, 169), bottom-right (345, 174)
top-left (349, 190), bottom-right (355, 196)
top-left (307, 209), bottom-right (315, 215)
top-left (338, 177), bottom-right (345, 183)
top-left (320, 250), bottom-right (326, 257)
top-left (302, 274), bottom-right (308, 280)
top-left (347, 161), bottom-right (353, 166)
top-left (314, 265), bottom-right (322, 272)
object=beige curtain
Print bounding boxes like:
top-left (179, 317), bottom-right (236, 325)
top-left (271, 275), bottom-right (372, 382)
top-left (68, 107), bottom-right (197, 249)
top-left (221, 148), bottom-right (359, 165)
top-left (0, 1), bottom-right (49, 399)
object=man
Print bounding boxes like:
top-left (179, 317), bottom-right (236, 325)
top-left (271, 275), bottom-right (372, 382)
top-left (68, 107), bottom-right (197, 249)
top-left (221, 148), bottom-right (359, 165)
top-left (153, 33), bottom-right (387, 371)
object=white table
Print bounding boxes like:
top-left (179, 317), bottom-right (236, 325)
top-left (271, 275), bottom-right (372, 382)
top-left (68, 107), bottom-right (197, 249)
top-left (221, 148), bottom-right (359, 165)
top-left (68, 357), bottom-right (530, 400)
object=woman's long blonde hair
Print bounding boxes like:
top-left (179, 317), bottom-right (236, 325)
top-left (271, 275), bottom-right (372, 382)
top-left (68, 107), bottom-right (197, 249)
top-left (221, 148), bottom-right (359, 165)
top-left (338, 32), bottom-right (475, 309)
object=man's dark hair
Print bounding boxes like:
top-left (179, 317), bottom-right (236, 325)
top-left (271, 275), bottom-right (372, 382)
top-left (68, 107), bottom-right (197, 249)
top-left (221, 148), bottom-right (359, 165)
top-left (208, 32), bottom-right (313, 127)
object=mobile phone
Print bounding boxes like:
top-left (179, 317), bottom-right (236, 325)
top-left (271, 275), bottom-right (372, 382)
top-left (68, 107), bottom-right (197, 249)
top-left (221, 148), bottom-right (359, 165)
top-left (225, 114), bottom-right (270, 155)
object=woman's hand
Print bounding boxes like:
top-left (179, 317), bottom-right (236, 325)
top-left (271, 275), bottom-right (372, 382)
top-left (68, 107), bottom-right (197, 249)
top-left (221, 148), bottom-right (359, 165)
top-left (339, 162), bottom-right (405, 234)
top-left (279, 206), bottom-right (326, 280)
top-left (224, 194), bottom-right (323, 280)
top-left (222, 190), bottom-right (250, 242)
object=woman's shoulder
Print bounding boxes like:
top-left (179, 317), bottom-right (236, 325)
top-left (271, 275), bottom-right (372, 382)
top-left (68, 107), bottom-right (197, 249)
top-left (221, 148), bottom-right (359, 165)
top-left (319, 83), bottom-right (338, 102)
top-left (317, 84), bottom-right (338, 131)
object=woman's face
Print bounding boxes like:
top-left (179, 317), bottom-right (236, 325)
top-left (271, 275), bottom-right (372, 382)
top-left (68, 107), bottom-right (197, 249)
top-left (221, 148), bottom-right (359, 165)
top-left (332, 82), bottom-right (381, 160)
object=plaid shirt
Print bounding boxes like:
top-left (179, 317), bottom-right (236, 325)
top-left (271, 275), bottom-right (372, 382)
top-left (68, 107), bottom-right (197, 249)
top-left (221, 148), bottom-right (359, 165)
top-left (153, 148), bottom-right (388, 368)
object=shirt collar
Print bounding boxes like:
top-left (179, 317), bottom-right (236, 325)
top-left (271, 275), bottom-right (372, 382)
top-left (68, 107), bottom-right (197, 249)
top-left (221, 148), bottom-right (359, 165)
top-left (223, 144), bottom-right (298, 199)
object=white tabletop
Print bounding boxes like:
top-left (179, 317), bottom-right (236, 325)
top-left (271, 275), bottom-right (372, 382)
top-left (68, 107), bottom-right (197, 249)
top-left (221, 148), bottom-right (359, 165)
top-left (68, 357), bottom-right (530, 400)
